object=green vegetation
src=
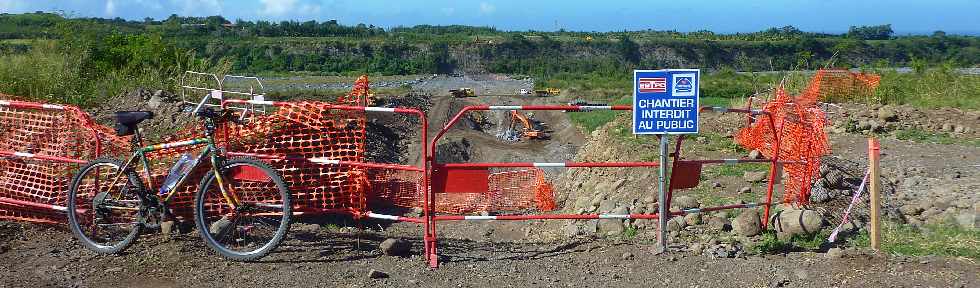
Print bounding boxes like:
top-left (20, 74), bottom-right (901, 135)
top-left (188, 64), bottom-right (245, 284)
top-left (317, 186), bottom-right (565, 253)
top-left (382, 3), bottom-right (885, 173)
top-left (566, 96), bottom-right (631, 133)
top-left (703, 163), bottom-right (769, 178)
top-left (753, 231), bottom-right (791, 254)
top-left (874, 67), bottom-right (980, 109)
top-left (895, 129), bottom-right (980, 147)
top-left (0, 18), bottom-right (224, 107)
top-left (622, 225), bottom-right (639, 239)
top-left (752, 230), bottom-right (832, 254)
top-left (850, 221), bottom-right (980, 260)
top-left (1, 12), bottom-right (978, 111)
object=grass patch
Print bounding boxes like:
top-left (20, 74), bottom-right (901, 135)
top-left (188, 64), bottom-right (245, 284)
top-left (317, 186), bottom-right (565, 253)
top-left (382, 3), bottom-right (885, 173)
top-left (622, 225), bottom-right (639, 239)
top-left (697, 132), bottom-right (749, 154)
top-left (753, 231), bottom-right (790, 254)
top-left (751, 230), bottom-right (832, 254)
top-left (566, 96), bottom-right (631, 133)
top-left (849, 221), bottom-right (980, 260)
top-left (703, 162), bottom-right (769, 177)
top-left (874, 68), bottom-right (980, 110)
top-left (895, 128), bottom-right (980, 147)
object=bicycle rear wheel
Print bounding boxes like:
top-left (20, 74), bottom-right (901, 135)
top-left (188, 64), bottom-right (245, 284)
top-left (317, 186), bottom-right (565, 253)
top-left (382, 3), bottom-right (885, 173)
top-left (194, 157), bottom-right (291, 261)
top-left (67, 158), bottom-right (145, 254)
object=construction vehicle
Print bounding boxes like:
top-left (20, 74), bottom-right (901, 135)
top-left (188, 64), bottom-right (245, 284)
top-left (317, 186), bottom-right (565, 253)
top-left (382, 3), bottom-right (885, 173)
top-left (509, 110), bottom-right (549, 140)
top-left (449, 88), bottom-right (476, 98)
top-left (564, 100), bottom-right (607, 112)
top-left (533, 88), bottom-right (560, 97)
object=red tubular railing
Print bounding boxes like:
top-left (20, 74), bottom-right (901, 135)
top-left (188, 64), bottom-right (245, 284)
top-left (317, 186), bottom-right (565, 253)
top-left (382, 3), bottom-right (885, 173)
top-left (412, 104), bottom-right (788, 268)
top-left (0, 100), bottom-right (106, 222)
top-left (219, 98), bottom-right (430, 212)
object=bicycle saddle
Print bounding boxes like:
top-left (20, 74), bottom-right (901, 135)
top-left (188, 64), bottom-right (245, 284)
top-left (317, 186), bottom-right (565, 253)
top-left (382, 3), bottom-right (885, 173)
top-left (114, 111), bottom-right (154, 136)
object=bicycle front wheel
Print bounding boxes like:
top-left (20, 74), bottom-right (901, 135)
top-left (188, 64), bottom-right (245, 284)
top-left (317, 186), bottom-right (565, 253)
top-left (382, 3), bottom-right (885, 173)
top-left (67, 158), bottom-right (145, 254)
top-left (194, 157), bottom-right (291, 261)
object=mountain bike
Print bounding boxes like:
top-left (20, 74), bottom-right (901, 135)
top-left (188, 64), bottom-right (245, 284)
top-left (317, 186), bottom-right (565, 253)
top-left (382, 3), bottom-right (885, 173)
top-left (66, 102), bottom-right (291, 261)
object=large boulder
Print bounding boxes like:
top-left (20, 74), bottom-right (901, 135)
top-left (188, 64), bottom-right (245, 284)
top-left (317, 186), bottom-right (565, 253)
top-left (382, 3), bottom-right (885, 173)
top-left (743, 171), bottom-right (768, 183)
top-left (598, 206), bottom-right (628, 236)
top-left (733, 210), bottom-right (762, 237)
top-left (685, 213), bottom-right (703, 226)
top-left (771, 208), bottom-right (825, 240)
top-left (379, 238), bottom-right (412, 256)
top-left (666, 216), bottom-right (687, 232)
top-left (707, 216), bottom-right (732, 232)
top-left (671, 195), bottom-right (699, 210)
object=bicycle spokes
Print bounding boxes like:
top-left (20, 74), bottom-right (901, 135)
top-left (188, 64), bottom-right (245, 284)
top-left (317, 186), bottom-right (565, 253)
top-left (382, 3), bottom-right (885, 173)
top-left (69, 160), bottom-right (143, 253)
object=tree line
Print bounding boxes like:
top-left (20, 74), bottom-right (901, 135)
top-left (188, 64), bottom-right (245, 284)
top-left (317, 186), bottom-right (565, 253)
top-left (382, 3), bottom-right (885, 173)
top-left (1, 12), bottom-right (977, 79)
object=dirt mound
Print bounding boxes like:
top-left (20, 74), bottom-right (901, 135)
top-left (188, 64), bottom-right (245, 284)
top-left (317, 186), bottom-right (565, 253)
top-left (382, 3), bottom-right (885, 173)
top-left (365, 92), bottom-right (431, 164)
top-left (552, 116), bottom-right (656, 214)
top-left (87, 88), bottom-right (195, 142)
top-left (434, 139), bottom-right (472, 163)
top-left (831, 103), bottom-right (979, 137)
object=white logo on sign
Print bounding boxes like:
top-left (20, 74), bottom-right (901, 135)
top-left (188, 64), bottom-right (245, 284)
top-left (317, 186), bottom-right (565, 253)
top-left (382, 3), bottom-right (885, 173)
top-left (671, 73), bottom-right (696, 97)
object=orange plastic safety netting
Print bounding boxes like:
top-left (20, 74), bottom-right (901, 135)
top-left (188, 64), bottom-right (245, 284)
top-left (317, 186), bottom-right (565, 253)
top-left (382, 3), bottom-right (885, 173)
top-left (736, 69), bottom-right (880, 206)
top-left (0, 74), bottom-right (557, 223)
top-left (0, 94), bottom-right (130, 224)
top-left (148, 76), bottom-right (376, 217)
top-left (424, 168), bottom-right (555, 215)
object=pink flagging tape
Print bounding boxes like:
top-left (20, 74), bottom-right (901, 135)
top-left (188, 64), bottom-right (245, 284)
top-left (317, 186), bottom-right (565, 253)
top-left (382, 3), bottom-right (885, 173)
top-left (828, 168), bottom-right (871, 242)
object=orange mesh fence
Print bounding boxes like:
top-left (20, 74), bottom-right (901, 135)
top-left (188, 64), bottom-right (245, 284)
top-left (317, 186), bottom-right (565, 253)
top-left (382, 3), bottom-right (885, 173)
top-left (0, 94), bottom-right (130, 224)
top-left (424, 168), bottom-right (555, 215)
top-left (736, 69), bottom-right (880, 206)
top-left (0, 74), bottom-right (558, 223)
top-left (803, 70), bottom-right (881, 104)
top-left (148, 80), bottom-right (373, 218)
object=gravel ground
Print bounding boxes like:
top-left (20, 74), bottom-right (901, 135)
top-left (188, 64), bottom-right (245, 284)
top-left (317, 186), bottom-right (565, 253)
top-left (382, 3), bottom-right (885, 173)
top-left (1, 221), bottom-right (977, 288)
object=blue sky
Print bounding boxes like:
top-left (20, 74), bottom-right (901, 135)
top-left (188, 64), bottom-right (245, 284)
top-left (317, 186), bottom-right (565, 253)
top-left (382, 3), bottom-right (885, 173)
top-left (1, 0), bottom-right (978, 34)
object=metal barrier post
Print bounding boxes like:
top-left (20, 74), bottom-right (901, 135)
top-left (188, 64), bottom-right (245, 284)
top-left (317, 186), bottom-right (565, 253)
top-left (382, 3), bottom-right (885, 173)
top-left (656, 134), bottom-right (669, 253)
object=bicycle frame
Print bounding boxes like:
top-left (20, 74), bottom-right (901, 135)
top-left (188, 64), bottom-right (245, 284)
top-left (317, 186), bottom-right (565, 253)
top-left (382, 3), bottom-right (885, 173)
top-left (104, 135), bottom-right (241, 211)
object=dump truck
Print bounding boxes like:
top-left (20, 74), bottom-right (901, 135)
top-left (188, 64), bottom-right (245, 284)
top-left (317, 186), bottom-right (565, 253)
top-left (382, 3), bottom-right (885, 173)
top-left (449, 88), bottom-right (476, 98)
top-left (533, 88), bottom-right (560, 97)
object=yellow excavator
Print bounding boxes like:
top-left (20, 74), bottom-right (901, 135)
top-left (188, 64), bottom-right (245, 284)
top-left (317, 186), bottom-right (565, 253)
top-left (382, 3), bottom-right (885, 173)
top-left (449, 88), bottom-right (476, 98)
top-left (533, 88), bottom-right (560, 97)
top-left (509, 110), bottom-right (549, 140)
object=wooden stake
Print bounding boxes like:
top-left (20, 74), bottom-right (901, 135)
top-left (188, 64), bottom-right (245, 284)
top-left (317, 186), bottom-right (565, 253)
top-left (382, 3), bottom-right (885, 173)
top-left (869, 137), bottom-right (882, 251)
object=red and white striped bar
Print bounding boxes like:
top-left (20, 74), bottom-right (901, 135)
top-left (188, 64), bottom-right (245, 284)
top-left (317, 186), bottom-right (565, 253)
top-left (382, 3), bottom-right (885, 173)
top-left (0, 197), bottom-right (68, 212)
top-left (222, 99), bottom-right (421, 114)
top-left (672, 202), bottom-right (767, 215)
top-left (0, 100), bottom-right (67, 111)
top-left (226, 152), bottom-right (424, 172)
top-left (439, 161), bottom-right (659, 168)
top-left (0, 150), bottom-right (88, 164)
top-left (365, 212), bottom-right (425, 223)
top-left (362, 202), bottom-right (768, 224)
top-left (480, 105), bottom-right (632, 111)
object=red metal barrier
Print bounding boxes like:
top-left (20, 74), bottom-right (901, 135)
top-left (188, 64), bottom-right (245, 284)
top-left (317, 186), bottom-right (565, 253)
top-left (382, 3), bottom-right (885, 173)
top-left (375, 104), bottom-right (788, 268)
top-left (219, 98), bottom-right (430, 218)
top-left (0, 98), bottom-right (124, 224)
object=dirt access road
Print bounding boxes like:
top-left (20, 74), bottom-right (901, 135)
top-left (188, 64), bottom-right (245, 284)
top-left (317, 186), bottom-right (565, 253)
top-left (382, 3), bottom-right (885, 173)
top-left (1, 222), bottom-right (977, 288)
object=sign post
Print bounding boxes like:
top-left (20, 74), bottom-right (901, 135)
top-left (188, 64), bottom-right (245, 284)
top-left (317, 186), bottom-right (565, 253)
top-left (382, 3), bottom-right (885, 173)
top-left (632, 69), bottom-right (700, 253)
